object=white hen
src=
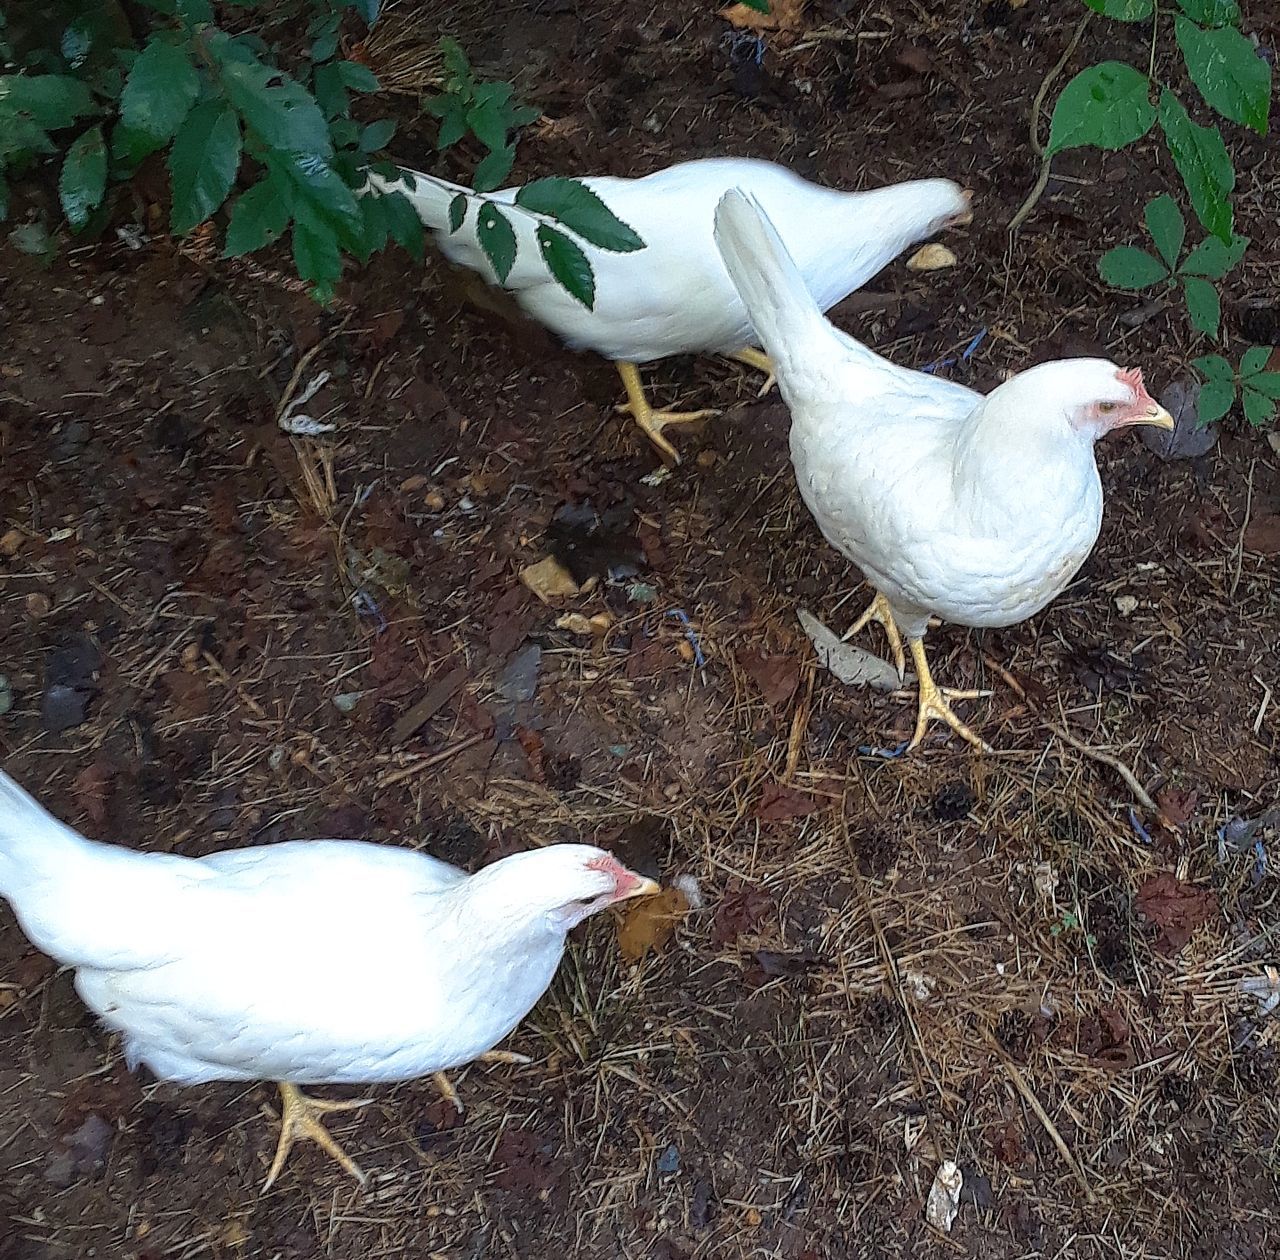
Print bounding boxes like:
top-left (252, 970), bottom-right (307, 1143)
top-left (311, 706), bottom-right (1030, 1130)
top-left (0, 770), bottom-right (657, 1187)
top-left (364, 157), bottom-right (973, 462)
top-left (713, 191), bottom-right (1174, 751)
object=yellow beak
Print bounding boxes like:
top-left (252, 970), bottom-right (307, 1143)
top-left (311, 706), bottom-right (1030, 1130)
top-left (621, 876), bottom-right (662, 900)
top-left (1141, 404), bottom-right (1176, 431)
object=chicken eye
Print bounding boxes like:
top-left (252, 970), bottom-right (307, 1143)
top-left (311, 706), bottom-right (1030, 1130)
top-left (1098, 401), bottom-right (1118, 414)
top-left (575, 896), bottom-right (596, 906)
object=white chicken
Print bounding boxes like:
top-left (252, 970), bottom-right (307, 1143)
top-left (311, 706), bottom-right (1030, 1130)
top-left (0, 769), bottom-right (657, 1188)
top-left (712, 191), bottom-right (1174, 751)
top-left (364, 157), bottom-right (973, 462)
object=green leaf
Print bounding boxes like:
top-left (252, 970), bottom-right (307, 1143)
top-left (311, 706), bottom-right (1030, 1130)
top-left (1174, 16), bottom-right (1271, 134)
top-left (352, 0), bottom-right (380, 25)
top-left (1197, 378), bottom-right (1236, 423)
top-left (1241, 387), bottom-right (1276, 427)
top-left (278, 152), bottom-right (360, 225)
top-left (476, 201), bottom-right (516, 282)
top-left (1240, 346), bottom-right (1272, 376)
top-left (1175, 0), bottom-right (1241, 27)
top-left (358, 119), bottom-right (395, 152)
top-left (436, 108), bottom-right (467, 150)
top-left (1192, 352), bottom-right (1234, 381)
top-left (737, 0), bottom-right (770, 10)
top-left (9, 220), bottom-right (57, 263)
top-left (1180, 231), bottom-right (1248, 277)
top-left (224, 173), bottom-right (292, 256)
top-left (110, 121), bottom-right (165, 167)
top-left (121, 39), bottom-right (199, 142)
top-left (59, 124), bottom-right (107, 230)
top-left (168, 100), bottom-right (241, 233)
top-left (447, 193), bottom-right (466, 232)
top-left (1143, 194), bottom-right (1184, 269)
top-left (1097, 245), bottom-right (1168, 289)
top-left (291, 210), bottom-right (341, 297)
top-left (336, 61), bottom-right (380, 93)
top-left (1047, 62), bottom-right (1156, 155)
top-left (310, 31), bottom-right (339, 63)
top-left (381, 190), bottom-right (424, 258)
top-left (536, 223), bottom-right (594, 308)
top-left (0, 74), bottom-right (95, 129)
top-left (312, 63), bottom-right (347, 120)
top-left (440, 37), bottom-right (471, 83)
top-left (466, 97), bottom-right (512, 154)
top-left (0, 172), bottom-right (7, 221)
top-left (1084, 0), bottom-right (1154, 19)
top-left (218, 50), bottom-right (331, 155)
top-left (1245, 371), bottom-right (1280, 400)
top-left (177, 0), bottom-right (214, 24)
top-left (330, 118), bottom-right (358, 147)
top-left (1158, 89), bottom-right (1234, 243)
top-left (357, 191), bottom-right (388, 256)
top-left (1181, 275), bottom-right (1221, 337)
top-left (472, 144), bottom-right (515, 192)
top-left (515, 177), bottom-right (645, 253)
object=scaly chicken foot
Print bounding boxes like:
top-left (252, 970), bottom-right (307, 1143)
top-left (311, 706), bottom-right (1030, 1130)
top-left (263, 1082), bottom-right (372, 1191)
top-left (614, 362), bottom-right (718, 465)
top-left (725, 347), bottom-right (777, 397)
top-left (842, 591), bottom-right (907, 679)
top-left (430, 1051), bottom-right (531, 1116)
top-left (906, 638), bottom-right (993, 754)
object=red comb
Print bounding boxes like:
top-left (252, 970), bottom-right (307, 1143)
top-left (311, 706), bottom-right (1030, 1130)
top-left (1117, 366), bottom-right (1154, 405)
top-left (588, 853), bottom-right (642, 895)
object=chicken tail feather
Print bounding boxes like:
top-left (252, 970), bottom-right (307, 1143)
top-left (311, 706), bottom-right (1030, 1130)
top-left (0, 770), bottom-right (191, 970)
top-left (713, 190), bottom-right (840, 388)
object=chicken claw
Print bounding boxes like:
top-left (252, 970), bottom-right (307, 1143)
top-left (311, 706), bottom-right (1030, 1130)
top-left (843, 591), bottom-right (906, 679)
top-left (263, 1082), bottom-right (372, 1191)
top-left (726, 347), bottom-right (777, 397)
top-left (431, 1050), bottom-right (531, 1116)
top-left (906, 639), bottom-right (993, 754)
top-left (615, 362), bottom-right (718, 465)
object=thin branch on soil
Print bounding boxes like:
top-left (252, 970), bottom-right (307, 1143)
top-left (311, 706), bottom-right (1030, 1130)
top-left (1010, 12), bottom-right (1092, 233)
top-left (982, 654), bottom-right (1157, 812)
top-left (984, 1030), bottom-right (1097, 1205)
top-left (1230, 457), bottom-right (1257, 598)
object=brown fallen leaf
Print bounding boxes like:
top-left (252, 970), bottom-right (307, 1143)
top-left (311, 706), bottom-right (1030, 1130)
top-left (1135, 872), bottom-right (1218, 954)
top-left (720, 0), bottom-right (805, 33)
top-left (710, 886), bottom-right (774, 947)
top-left (72, 760), bottom-right (115, 827)
top-left (617, 886), bottom-right (689, 962)
top-left (1243, 514), bottom-right (1280, 556)
top-left (1155, 787), bottom-right (1198, 833)
top-left (738, 648), bottom-right (800, 709)
top-left (753, 781), bottom-right (821, 822)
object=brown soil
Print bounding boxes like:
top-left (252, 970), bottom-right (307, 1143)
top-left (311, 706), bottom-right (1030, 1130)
top-left (2, 1), bottom-right (1278, 1258)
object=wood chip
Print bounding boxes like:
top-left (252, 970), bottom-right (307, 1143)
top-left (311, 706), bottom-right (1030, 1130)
top-left (906, 244), bottom-right (958, 272)
top-left (388, 666), bottom-right (468, 747)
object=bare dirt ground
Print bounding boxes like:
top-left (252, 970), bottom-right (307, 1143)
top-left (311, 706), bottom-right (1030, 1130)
top-left (1, 1), bottom-right (1278, 1257)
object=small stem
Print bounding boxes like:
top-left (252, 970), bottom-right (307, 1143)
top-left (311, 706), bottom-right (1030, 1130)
top-left (1029, 11), bottom-right (1093, 159)
top-left (1148, 0), bottom-right (1160, 84)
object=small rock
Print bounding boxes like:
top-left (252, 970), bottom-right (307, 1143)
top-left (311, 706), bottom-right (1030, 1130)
top-left (332, 691), bottom-right (366, 714)
top-left (496, 644), bottom-right (541, 703)
top-left (656, 1143), bottom-right (681, 1174)
top-left (1141, 379), bottom-right (1217, 460)
top-left (424, 489), bottom-right (446, 512)
top-left (519, 555), bottom-right (580, 604)
top-left (0, 675), bottom-right (12, 717)
top-left (44, 1114), bottom-right (114, 1187)
top-left (41, 684), bottom-right (90, 733)
top-left (0, 528), bottom-right (23, 557)
top-left (907, 244), bottom-right (958, 272)
top-left (25, 591), bottom-right (52, 618)
top-left (1115, 594), bottom-right (1139, 617)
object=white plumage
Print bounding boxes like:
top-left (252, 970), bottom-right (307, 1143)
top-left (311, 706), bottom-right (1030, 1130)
top-left (0, 769), bottom-right (657, 1186)
top-left (365, 157), bottom-right (972, 461)
top-left (713, 190), bottom-right (1174, 751)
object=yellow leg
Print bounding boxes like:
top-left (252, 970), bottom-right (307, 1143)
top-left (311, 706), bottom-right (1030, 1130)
top-left (263, 1082), bottom-right (371, 1191)
top-left (842, 591), bottom-right (906, 679)
top-left (906, 638), bottom-right (993, 753)
top-left (725, 347), bottom-right (777, 396)
top-left (614, 361), bottom-right (718, 465)
top-left (431, 1070), bottom-right (466, 1113)
top-left (476, 1050), bottom-right (532, 1066)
